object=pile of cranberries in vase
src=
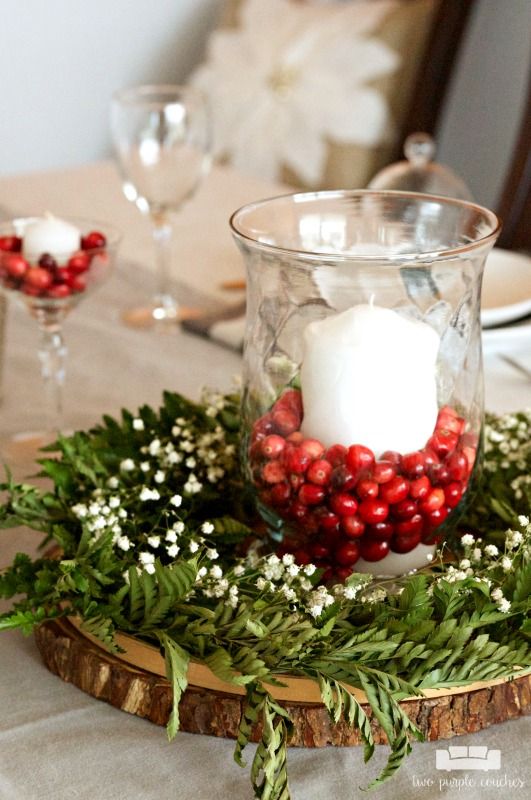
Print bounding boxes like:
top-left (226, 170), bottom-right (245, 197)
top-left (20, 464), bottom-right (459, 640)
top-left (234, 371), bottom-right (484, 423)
top-left (0, 214), bottom-right (114, 310)
top-left (245, 305), bottom-right (480, 583)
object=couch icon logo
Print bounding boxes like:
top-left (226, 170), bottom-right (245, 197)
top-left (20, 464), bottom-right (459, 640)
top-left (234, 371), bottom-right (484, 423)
top-left (436, 746), bottom-right (501, 772)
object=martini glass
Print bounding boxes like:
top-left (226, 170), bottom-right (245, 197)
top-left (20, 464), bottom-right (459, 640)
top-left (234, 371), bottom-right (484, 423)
top-left (110, 84), bottom-right (211, 327)
top-left (0, 217), bottom-right (121, 454)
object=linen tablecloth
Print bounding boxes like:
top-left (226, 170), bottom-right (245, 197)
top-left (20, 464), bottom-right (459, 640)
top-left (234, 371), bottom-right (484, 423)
top-left (0, 162), bottom-right (529, 800)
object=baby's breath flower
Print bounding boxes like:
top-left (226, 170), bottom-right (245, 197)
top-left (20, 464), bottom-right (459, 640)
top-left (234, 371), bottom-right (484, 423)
top-left (459, 559), bottom-right (471, 570)
top-left (485, 544), bottom-right (499, 557)
top-left (72, 503), bottom-right (88, 518)
top-left (233, 564), bottom-right (245, 577)
top-left (167, 544), bottom-right (180, 558)
top-left (461, 534), bottom-right (475, 547)
top-left (139, 552), bottom-right (155, 566)
top-left (206, 548), bottom-right (219, 560)
top-left (189, 540), bottom-right (199, 553)
top-left (117, 536), bottom-right (131, 551)
top-left (139, 487), bottom-right (160, 502)
top-left (498, 597), bottom-right (511, 613)
top-left (154, 470), bottom-right (165, 483)
top-left (108, 496), bottom-right (120, 509)
top-left (166, 531), bottom-right (177, 544)
top-left (201, 522), bottom-right (215, 534)
top-left (107, 476), bottom-right (119, 489)
top-left (144, 563), bottom-right (156, 575)
top-left (210, 565), bottom-right (223, 580)
top-left (120, 458), bottom-right (135, 472)
top-left (518, 514), bottom-right (529, 527)
top-left (132, 418), bottom-right (144, 431)
top-left (501, 556), bottom-right (513, 572)
top-left (148, 535), bottom-right (161, 548)
top-left (303, 564), bottom-right (316, 576)
top-left (173, 521), bottom-right (185, 533)
top-left (170, 494), bottom-right (182, 507)
top-left (148, 439), bottom-right (161, 456)
top-left (491, 587), bottom-right (504, 602)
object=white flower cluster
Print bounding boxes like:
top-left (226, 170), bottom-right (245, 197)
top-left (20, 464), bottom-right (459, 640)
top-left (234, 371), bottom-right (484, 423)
top-left (484, 410), bottom-right (531, 478)
top-left (72, 494), bottom-right (127, 545)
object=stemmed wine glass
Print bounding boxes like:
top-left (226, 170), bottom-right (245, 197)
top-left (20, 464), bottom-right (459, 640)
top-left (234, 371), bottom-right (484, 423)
top-left (110, 84), bottom-right (211, 327)
top-left (0, 216), bottom-right (120, 449)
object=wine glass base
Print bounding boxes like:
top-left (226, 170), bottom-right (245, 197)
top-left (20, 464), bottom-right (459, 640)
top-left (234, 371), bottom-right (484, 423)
top-left (121, 305), bottom-right (203, 329)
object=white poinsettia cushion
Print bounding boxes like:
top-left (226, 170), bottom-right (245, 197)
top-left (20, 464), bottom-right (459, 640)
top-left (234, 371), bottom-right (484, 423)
top-left (191, 0), bottom-right (400, 186)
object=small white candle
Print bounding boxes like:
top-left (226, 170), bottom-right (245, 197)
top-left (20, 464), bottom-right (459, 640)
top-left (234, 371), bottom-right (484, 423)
top-left (23, 214), bottom-right (81, 262)
top-left (300, 304), bottom-right (440, 456)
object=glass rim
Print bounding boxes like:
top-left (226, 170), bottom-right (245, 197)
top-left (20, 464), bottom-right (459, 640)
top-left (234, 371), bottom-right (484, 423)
top-left (111, 83), bottom-right (206, 108)
top-left (229, 189), bottom-right (502, 263)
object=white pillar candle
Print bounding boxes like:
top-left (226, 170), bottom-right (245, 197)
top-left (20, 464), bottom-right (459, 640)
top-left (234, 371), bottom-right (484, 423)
top-left (300, 304), bottom-right (440, 456)
top-left (23, 214), bottom-right (81, 263)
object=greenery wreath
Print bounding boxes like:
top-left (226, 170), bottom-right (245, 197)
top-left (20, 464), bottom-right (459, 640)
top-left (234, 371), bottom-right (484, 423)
top-left (1, 389), bottom-right (530, 800)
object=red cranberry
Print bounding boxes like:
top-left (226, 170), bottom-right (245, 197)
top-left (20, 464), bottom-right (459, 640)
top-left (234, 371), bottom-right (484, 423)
top-left (54, 267), bottom-right (70, 283)
top-left (422, 505), bottom-right (449, 530)
top-left (360, 538), bottom-right (390, 562)
top-left (24, 267), bottom-right (53, 291)
top-left (428, 429), bottom-right (459, 458)
top-left (444, 482), bottom-right (464, 509)
top-left (286, 501), bottom-right (308, 521)
top-left (261, 434), bottom-right (286, 459)
top-left (81, 230), bottom-right (106, 250)
top-left (68, 251), bottom-right (91, 273)
top-left (356, 479), bottom-right (379, 499)
top-left (283, 445), bottom-right (310, 474)
top-left (391, 531), bottom-right (421, 553)
top-left (427, 463), bottom-right (452, 486)
top-left (4, 253), bottom-right (28, 279)
top-left (298, 483), bottom-right (326, 506)
top-left (409, 475), bottom-right (431, 500)
top-left (273, 388), bottom-right (303, 420)
top-left (307, 459), bottom-right (333, 486)
top-left (293, 549), bottom-right (311, 565)
top-left (329, 492), bottom-right (358, 517)
top-left (0, 235), bottom-right (22, 252)
top-left (38, 253), bottom-right (57, 270)
top-left (317, 510), bottom-right (340, 532)
top-left (346, 444), bottom-right (375, 474)
top-left (286, 431), bottom-right (303, 444)
top-left (261, 461), bottom-right (286, 484)
top-left (381, 450), bottom-right (402, 466)
top-left (311, 543), bottom-right (330, 559)
top-left (436, 406), bottom-right (465, 435)
top-left (252, 413), bottom-right (275, 441)
top-left (446, 451), bottom-right (468, 481)
top-left (340, 514), bottom-right (365, 538)
top-left (372, 461), bottom-right (396, 484)
top-left (300, 438), bottom-right (325, 460)
top-left (394, 514), bottom-right (423, 537)
top-left (358, 498), bottom-right (389, 524)
top-left (288, 473), bottom-right (304, 491)
top-left (379, 475), bottom-right (409, 504)
top-left (392, 499), bottom-right (418, 520)
top-left (366, 521), bottom-right (394, 540)
top-left (462, 445), bottom-right (477, 475)
top-left (272, 408), bottom-right (299, 436)
top-left (66, 273), bottom-right (86, 293)
top-left (325, 444), bottom-right (347, 467)
top-left (270, 482), bottom-right (291, 506)
top-left (419, 488), bottom-right (445, 514)
top-left (331, 465), bottom-right (357, 491)
top-left (22, 284), bottom-right (41, 296)
top-left (336, 566), bottom-right (354, 581)
top-left (321, 566), bottom-right (335, 583)
top-left (47, 284), bottom-right (71, 298)
top-left (401, 451), bottom-right (426, 479)
top-left (335, 541), bottom-right (360, 566)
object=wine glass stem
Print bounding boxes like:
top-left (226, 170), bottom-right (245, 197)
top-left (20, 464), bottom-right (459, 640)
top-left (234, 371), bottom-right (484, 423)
top-left (151, 212), bottom-right (178, 320)
top-left (37, 321), bottom-right (67, 435)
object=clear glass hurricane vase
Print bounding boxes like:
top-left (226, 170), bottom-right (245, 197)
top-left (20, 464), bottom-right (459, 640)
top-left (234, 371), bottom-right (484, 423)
top-left (110, 84), bottom-right (211, 326)
top-left (231, 190), bottom-right (500, 579)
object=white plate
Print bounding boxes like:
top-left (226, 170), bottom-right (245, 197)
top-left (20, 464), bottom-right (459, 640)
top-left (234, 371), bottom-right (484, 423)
top-left (481, 248), bottom-right (531, 327)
